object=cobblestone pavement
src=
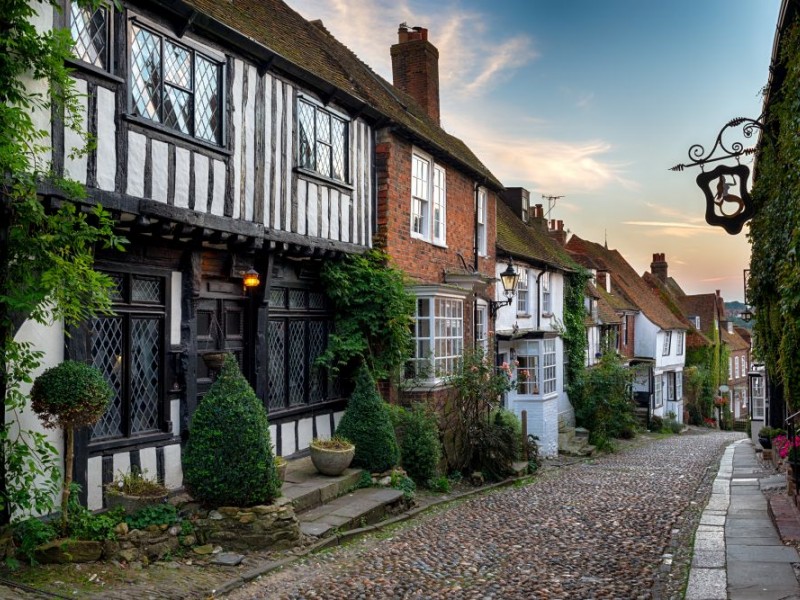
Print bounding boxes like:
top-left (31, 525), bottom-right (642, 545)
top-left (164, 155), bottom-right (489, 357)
top-left (228, 429), bottom-right (744, 600)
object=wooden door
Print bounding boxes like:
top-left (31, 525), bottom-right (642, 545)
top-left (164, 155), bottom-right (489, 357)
top-left (196, 298), bottom-right (248, 400)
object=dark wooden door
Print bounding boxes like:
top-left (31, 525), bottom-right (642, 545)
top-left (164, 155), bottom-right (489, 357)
top-left (196, 298), bottom-right (248, 400)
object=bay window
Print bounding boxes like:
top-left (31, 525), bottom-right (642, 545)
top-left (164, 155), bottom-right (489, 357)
top-left (409, 294), bottom-right (464, 380)
top-left (513, 338), bottom-right (557, 396)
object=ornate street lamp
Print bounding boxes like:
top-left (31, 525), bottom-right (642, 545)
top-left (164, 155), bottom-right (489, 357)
top-left (489, 259), bottom-right (520, 318)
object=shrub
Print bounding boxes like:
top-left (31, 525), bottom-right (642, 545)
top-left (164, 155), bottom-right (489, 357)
top-left (650, 415), bottom-right (664, 431)
top-left (125, 503), bottom-right (178, 531)
top-left (394, 404), bottom-right (442, 486)
top-left (470, 413), bottom-right (518, 482)
top-left (491, 408), bottom-right (523, 458)
top-left (31, 361), bottom-right (113, 534)
top-left (183, 355), bottom-right (280, 507)
top-left (390, 470), bottom-right (416, 501)
top-left (12, 517), bottom-right (57, 565)
top-left (428, 475), bottom-right (451, 494)
top-left (336, 366), bottom-right (399, 472)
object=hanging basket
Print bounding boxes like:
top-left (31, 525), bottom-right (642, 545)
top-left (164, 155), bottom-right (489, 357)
top-left (202, 351), bottom-right (230, 371)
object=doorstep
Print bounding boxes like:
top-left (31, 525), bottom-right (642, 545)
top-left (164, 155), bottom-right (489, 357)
top-left (281, 456), bottom-right (406, 538)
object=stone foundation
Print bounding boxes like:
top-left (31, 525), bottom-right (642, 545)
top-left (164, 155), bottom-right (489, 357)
top-left (194, 497), bottom-right (300, 552)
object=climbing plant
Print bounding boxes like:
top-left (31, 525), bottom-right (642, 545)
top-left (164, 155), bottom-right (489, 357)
top-left (748, 20), bottom-right (800, 410)
top-left (317, 249), bottom-right (414, 381)
top-left (563, 269), bottom-right (590, 398)
top-left (0, 0), bottom-right (125, 520)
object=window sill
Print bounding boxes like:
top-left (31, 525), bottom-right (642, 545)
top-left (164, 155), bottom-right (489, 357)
top-left (402, 379), bottom-right (452, 393)
top-left (65, 58), bottom-right (125, 85)
top-left (124, 114), bottom-right (231, 157)
top-left (295, 167), bottom-right (353, 192)
top-left (516, 313), bottom-right (531, 318)
top-left (88, 431), bottom-right (174, 454)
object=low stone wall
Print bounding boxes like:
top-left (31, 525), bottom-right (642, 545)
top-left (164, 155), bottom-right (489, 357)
top-left (102, 524), bottom-right (186, 564)
top-left (194, 497), bottom-right (300, 552)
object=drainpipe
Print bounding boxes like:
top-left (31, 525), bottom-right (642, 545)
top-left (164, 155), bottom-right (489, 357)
top-left (474, 183), bottom-right (480, 349)
top-left (535, 268), bottom-right (549, 330)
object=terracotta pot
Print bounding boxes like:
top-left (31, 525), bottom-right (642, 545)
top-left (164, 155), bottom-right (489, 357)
top-left (309, 443), bottom-right (355, 476)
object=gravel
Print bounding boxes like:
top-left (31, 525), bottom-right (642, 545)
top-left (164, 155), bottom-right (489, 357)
top-left (226, 429), bottom-right (744, 600)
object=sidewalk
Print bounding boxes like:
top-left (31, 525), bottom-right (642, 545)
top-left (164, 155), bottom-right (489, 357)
top-left (686, 439), bottom-right (800, 600)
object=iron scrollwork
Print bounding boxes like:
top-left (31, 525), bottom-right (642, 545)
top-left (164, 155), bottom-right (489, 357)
top-left (670, 117), bottom-right (763, 235)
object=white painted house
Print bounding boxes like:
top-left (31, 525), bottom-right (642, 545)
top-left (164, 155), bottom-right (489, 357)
top-left (494, 193), bottom-right (577, 456)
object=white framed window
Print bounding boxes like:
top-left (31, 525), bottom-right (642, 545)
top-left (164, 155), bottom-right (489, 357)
top-left (516, 268), bottom-right (529, 314)
top-left (515, 341), bottom-right (540, 395)
top-left (408, 294), bottom-right (463, 380)
top-left (521, 194), bottom-right (529, 223)
top-left (729, 357), bottom-right (733, 378)
top-left (542, 339), bottom-right (557, 394)
top-left (477, 188), bottom-right (487, 256)
top-left (654, 374), bottom-right (663, 408)
top-left (662, 331), bottom-right (672, 356)
top-left (676, 331), bottom-right (684, 355)
top-left (130, 22), bottom-right (224, 144)
top-left (743, 356), bottom-right (748, 373)
top-left (622, 316), bottom-right (628, 347)
top-left (476, 303), bottom-right (488, 352)
top-left (410, 150), bottom-right (446, 245)
top-left (298, 99), bottom-right (348, 182)
top-left (541, 272), bottom-right (552, 315)
top-left (752, 376), bottom-right (764, 419)
top-left (676, 370), bottom-right (683, 400)
top-left (735, 356), bottom-right (740, 379)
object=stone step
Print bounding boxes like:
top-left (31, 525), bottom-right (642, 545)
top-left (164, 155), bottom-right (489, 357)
top-left (298, 487), bottom-right (405, 538)
top-left (281, 456), bottom-right (364, 513)
top-left (511, 461), bottom-right (529, 477)
top-left (560, 438), bottom-right (596, 457)
top-left (574, 427), bottom-right (590, 440)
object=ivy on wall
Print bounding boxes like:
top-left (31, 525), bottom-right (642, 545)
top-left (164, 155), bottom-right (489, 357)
top-left (748, 20), bottom-right (800, 410)
top-left (563, 269), bottom-right (590, 397)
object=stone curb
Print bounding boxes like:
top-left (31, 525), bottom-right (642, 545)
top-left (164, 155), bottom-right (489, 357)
top-left (210, 473), bottom-right (538, 597)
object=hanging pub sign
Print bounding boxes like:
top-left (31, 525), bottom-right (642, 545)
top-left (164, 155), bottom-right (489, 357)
top-left (670, 117), bottom-right (763, 235)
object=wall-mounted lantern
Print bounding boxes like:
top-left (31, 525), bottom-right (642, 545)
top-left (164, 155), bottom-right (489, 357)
top-left (670, 117), bottom-right (763, 235)
top-left (242, 268), bottom-right (260, 290)
top-left (489, 259), bottom-right (520, 318)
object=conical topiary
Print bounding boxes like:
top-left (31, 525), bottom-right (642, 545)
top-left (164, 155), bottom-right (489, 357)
top-left (183, 354), bottom-right (280, 507)
top-left (335, 366), bottom-right (399, 472)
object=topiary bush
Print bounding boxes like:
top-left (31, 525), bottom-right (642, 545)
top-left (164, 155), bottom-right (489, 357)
top-left (31, 360), bottom-right (113, 534)
top-left (183, 354), bottom-right (280, 507)
top-left (335, 366), bottom-right (399, 473)
top-left (393, 403), bottom-right (442, 486)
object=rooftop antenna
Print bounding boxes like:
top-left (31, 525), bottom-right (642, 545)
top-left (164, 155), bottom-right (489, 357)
top-left (542, 194), bottom-right (564, 218)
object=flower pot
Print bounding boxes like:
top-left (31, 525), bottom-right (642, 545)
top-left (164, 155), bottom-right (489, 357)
top-left (105, 489), bottom-right (168, 513)
top-left (309, 443), bottom-right (355, 476)
top-left (759, 435), bottom-right (772, 450)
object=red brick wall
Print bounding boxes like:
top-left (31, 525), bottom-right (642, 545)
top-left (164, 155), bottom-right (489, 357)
top-left (620, 314), bottom-right (635, 358)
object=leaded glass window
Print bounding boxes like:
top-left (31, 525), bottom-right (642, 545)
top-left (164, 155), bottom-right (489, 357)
top-left (267, 286), bottom-right (337, 412)
top-left (297, 99), bottom-right (348, 182)
top-left (130, 23), bottom-right (222, 144)
top-left (90, 271), bottom-right (166, 443)
top-left (70, 3), bottom-right (109, 69)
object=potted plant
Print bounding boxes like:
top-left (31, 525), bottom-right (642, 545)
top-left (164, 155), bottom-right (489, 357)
top-left (105, 468), bottom-right (169, 513)
top-left (309, 437), bottom-right (355, 476)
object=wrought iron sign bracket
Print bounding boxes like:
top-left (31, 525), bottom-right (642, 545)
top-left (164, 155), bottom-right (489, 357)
top-left (670, 117), bottom-right (763, 235)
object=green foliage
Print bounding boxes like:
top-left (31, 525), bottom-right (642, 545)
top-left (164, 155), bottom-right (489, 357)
top-left (748, 21), bottom-right (800, 409)
top-left (107, 467), bottom-right (167, 497)
top-left (30, 361), bottom-right (112, 429)
top-left (683, 365), bottom-right (714, 424)
top-left (66, 485), bottom-right (124, 541)
top-left (470, 413), bottom-right (519, 481)
top-left (355, 471), bottom-right (373, 489)
top-left (442, 344), bottom-right (513, 472)
top-left (427, 475), bottom-right (451, 494)
top-left (563, 270), bottom-right (591, 397)
top-left (662, 412), bottom-right (682, 434)
top-left (318, 249), bottom-right (415, 380)
top-left (336, 366), bottom-right (399, 472)
top-left (650, 415), bottom-right (663, 431)
top-left (183, 355), bottom-right (280, 507)
top-left (124, 503), bottom-right (178, 531)
top-left (392, 403), bottom-right (442, 486)
top-left (0, 0), bottom-right (126, 520)
top-left (11, 516), bottom-right (57, 565)
top-left (389, 470), bottom-right (416, 501)
top-left (572, 352), bottom-right (636, 449)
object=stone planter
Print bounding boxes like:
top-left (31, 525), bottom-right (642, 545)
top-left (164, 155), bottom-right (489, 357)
top-left (105, 489), bottom-right (168, 514)
top-left (193, 498), bottom-right (300, 552)
top-left (309, 442), bottom-right (355, 476)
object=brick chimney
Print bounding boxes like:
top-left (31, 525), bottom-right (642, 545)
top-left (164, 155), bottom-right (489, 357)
top-left (547, 218), bottom-right (567, 246)
top-left (650, 252), bottom-right (668, 283)
top-left (391, 24), bottom-right (440, 124)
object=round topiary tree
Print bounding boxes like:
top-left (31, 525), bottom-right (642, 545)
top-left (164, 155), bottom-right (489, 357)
top-left (335, 365), bottom-right (398, 473)
top-left (183, 354), bottom-right (280, 507)
top-left (30, 360), bottom-right (113, 534)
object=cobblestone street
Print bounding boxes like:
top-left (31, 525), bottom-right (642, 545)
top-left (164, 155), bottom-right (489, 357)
top-left (228, 429), bottom-right (745, 599)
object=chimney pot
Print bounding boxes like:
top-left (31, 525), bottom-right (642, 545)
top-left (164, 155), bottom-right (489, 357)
top-left (391, 25), bottom-right (440, 124)
top-left (650, 252), bottom-right (668, 284)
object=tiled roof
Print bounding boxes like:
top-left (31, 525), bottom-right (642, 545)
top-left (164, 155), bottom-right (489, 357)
top-left (642, 272), bottom-right (694, 327)
top-left (566, 235), bottom-right (687, 331)
top-left (496, 202), bottom-right (578, 272)
top-left (721, 326), bottom-right (750, 352)
top-left (679, 294), bottom-right (719, 339)
top-left (179, 0), bottom-right (502, 188)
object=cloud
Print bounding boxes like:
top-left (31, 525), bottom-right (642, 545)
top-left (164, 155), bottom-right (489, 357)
top-left (622, 220), bottom-right (720, 238)
top-left (576, 92), bottom-right (594, 109)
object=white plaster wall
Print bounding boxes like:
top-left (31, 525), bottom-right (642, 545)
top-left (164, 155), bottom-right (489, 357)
top-left (315, 414), bottom-right (331, 440)
top-left (126, 131), bottom-right (146, 197)
top-left (194, 154), bottom-right (209, 213)
top-left (243, 63), bottom-right (256, 222)
top-left (231, 58), bottom-right (244, 220)
top-left (511, 397), bottom-right (559, 457)
top-left (95, 86), bottom-right (117, 191)
top-left (281, 422), bottom-right (296, 455)
top-left (162, 444), bottom-right (183, 490)
top-left (268, 424), bottom-right (277, 455)
top-left (333, 411), bottom-right (344, 430)
top-left (8, 318), bottom-right (64, 519)
top-left (173, 148), bottom-right (190, 208)
top-left (86, 456), bottom-right (103, 510)
top-left (64, 78), bottom-right (88, 183)
top-left (151, 140), bottom-right (169, 203)
top-left (170, 271), bottom-right (181, 346)
top-left (170, 399), bottom-right (180, 436)
top-left (139, 447), bottom-right (158, 481)
top-left (634, 316), bottom-right (658, 358)
top-left (211, 159), bottom-right (226, 216)
top-left (297, 417), bottom-right (314, 451)
top-left (27, 2), bottom-right (53, 169)
top-left (112, 452), bottom-right (131, 482)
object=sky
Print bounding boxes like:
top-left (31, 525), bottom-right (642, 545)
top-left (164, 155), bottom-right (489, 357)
top-left (285, 0), bottom-right (781, 302)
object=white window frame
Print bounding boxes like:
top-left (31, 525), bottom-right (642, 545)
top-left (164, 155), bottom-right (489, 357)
top-left (408, 292), bottom-right (464, 381)
top-left (542, 338), bottom-right (557, 394)
top-left (662, 331), bottom-right (672, 356)
top-left (541, 272), bottom-right (552, 315)
top-left (477, 188), bottom-right (487, 256)
top-left (729, 357), bottom-right (733, 379)
top-left (752, 376), bottom-right (764, 419)
top-left (476, 302), bottom-right (488, 352)
top-left (516, 268), bottom-right (529, 314)
top-left (735, 356), bottom-right (740, 379)
top-left (515, 341), bottom-right (540, 395)
top-left (654, 374), bottom-right (663, 408)
top-left (622, 316), bottom-right (628, 347)
top-left (677, 331), bottom-right (684, 356)
top-left (410, 149), bottom-right (446, 246)
top-left (676, 370), bottom-right (683, 401)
